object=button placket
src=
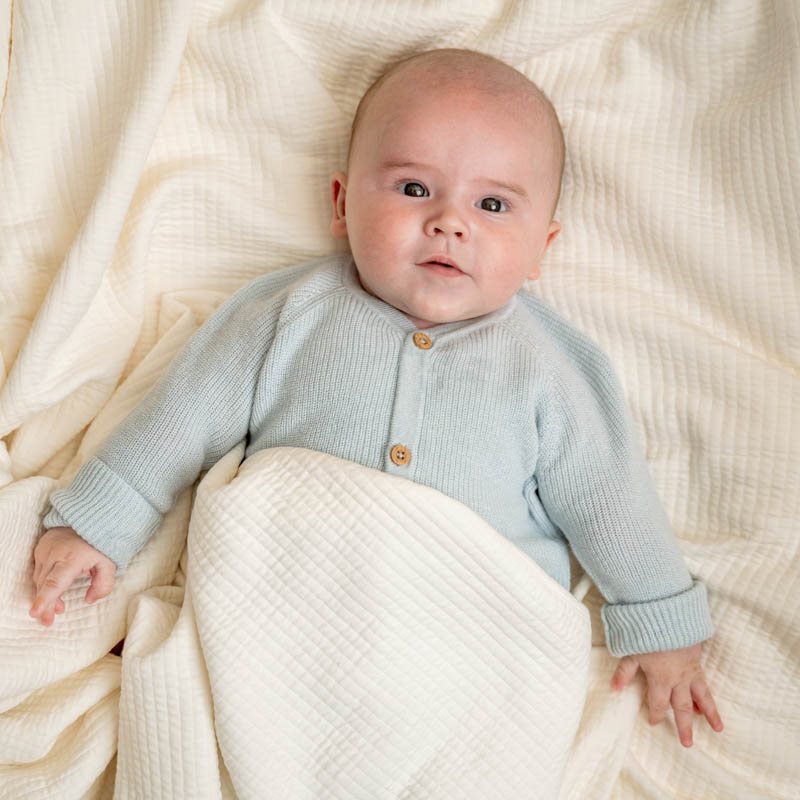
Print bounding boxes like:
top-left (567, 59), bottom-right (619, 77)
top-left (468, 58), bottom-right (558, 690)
top-left (384, 331), bottom-right (432, 477)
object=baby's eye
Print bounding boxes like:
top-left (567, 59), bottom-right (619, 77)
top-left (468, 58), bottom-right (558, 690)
top-left (479, 197), bottom-right (507, 213)
top-left (401, 182), bottom-right (428, 198)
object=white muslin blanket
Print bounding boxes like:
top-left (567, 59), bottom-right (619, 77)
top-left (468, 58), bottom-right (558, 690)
top-left (1, 1), bottom-right (798, 798)
top-left (2, 447), bottom-right (597, 799)
top-left (154, 447), bottom-right (590, 798)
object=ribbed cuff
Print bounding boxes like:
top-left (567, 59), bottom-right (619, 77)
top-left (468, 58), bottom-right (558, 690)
top-left (43, 457), bottom-right (162, 570)
top-left (601, 580), bottom-right (714, 657)
top-left (42, 507), bottom-right (71, 530)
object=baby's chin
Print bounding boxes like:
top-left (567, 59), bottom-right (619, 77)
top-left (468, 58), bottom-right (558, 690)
top-left (402, 312), bottom-right (443, 329)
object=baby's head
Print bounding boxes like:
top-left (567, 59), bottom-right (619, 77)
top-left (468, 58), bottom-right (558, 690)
top-left (331, 48), bottom-right (564, 328)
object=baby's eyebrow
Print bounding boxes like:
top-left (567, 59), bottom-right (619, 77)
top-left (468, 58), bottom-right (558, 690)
top-left (380, 159), bottom-right (431, 173)
top-left (482, 178), bottom-right (529, 200)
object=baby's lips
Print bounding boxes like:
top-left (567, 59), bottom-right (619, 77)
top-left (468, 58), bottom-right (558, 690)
top-left (418, 254), bottom-right (464, 272)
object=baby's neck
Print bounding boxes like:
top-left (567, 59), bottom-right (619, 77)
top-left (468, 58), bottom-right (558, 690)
top-left (402, 312), bottom-right (442, 330)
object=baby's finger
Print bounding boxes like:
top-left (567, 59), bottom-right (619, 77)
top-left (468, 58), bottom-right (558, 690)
top-left (30, 561), bottom-right (83, 622)
top-left (55, 598), bottom-right (65, 614)
top-left (692, 678), bottom-right (724, 733)
top-left (611, 656), bottom-right (640, 691)
top-left (671, 684), bottom-right (695, 747)
top-left (32, 597), bottom-right (58, 627)
top-left (85, 562), bottom-right (116, 604)
top-left (32, 537), bottom-right (52, 587)
top-left (646, 682), bottom-right (672, 726)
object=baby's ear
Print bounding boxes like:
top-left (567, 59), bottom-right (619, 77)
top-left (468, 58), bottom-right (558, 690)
top-left (528, 220), bottom-right (561, 279)
top-left (544, 220), bottom-right (561, 252)
top-left (330, 172), bottom-right (348, 238)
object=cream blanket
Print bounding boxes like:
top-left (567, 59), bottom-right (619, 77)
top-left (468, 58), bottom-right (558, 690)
top-left (145, 448), bottom-right (593, 798)
top-left (1, 0), bottom-right (798, 798)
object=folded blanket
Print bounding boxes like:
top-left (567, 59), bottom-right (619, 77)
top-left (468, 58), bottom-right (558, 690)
top-left (5, 443), bottom-right (794, 798)
top-left (2, 447), bottom-right (596, 798)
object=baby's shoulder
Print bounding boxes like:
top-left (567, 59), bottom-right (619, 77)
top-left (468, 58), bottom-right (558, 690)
top-left (215, 254), bottom-right (348, 328)
top-left (511, 292), bottom-right (619, 391)
top-left (193, 254), bottom-right (350, 346)
top-left (234, 254), bottom-right (348, 307)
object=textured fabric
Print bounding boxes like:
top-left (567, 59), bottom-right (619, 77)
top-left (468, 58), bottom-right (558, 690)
top-left (45, 255), bottom-right (713, 656)
top-left (2, 2), bottom-right (798, 798)
top-left (185, 448), bottom-right (591, 799)
top-left (10, 447), bottom-right (597, 799)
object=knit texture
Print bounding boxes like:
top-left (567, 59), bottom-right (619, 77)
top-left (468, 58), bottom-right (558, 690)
top-left (45, 255), bottom-right (713, 656)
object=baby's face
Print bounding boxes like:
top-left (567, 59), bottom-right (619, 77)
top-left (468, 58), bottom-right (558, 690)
top-left (331, 78), bottom-right (561, 328)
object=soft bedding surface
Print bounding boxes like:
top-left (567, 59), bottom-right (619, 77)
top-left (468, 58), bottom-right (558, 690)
top-left (1, 1), bottom-right (798, 798)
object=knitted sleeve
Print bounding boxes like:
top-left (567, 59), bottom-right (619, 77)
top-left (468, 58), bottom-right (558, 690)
top-left (43, 264), bottom-right (308, 570)
top-left (533, 334), bottom-right (714, 657)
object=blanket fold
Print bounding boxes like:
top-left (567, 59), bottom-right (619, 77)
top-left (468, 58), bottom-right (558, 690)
top-left (1, 447), bottom-right (594, 798)
top-left (187, 447), bottom-right (592, 799)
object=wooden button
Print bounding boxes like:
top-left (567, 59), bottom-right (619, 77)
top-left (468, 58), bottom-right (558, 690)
top-left (390, 444), bottom-right (411, 466)
top-left (412, 332), bottom-right (432, 350)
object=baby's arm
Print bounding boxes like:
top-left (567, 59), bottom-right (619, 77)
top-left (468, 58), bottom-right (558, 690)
top-left (29, 527), bottom-right (116, 626)
top-left (527, 311), bottom-right (722, 744)
top-left (611, 643), bottom-right (723, 747)
top-left (34, 265), bottom-right (310, 622)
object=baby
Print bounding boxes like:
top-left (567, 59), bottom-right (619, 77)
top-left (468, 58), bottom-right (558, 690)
top-left (30, 48), bottom-right (723, 748)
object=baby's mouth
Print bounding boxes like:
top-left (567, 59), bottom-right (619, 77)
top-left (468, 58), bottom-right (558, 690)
top-left (418, 256), bottom-right (465, 275)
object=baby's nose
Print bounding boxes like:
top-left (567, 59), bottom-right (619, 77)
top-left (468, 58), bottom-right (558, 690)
top-left (424, 206), bottom-right (468, 240)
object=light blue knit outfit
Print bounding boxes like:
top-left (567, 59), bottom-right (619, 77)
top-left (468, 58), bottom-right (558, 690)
top-left (45, 255), bottom-right (713, 657)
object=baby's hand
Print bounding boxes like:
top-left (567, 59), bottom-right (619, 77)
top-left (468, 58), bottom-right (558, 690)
top-left (611, 643), bottom-right (724, 747)
top-left (29, 527), bottom-right (117, 627)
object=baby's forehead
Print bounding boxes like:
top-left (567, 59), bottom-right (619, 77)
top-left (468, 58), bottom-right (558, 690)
top-left (373, 58), bottom-right (544, 114)
top-left (365, 75), bottom-right (555, 159)
top-left (364, 60), bottom-right (557, 148)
